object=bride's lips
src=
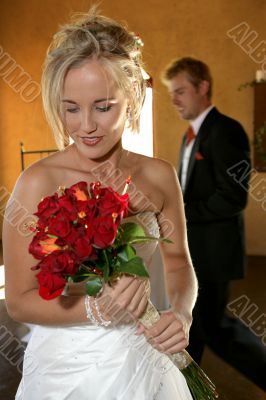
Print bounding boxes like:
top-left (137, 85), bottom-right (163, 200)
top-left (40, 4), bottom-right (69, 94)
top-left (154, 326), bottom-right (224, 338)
top-left (81, 136), bottom-right (103, 146)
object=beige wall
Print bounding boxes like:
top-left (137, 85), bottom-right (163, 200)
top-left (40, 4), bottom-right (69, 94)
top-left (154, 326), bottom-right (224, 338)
top-left (0, 0), bottom-right (265, 254)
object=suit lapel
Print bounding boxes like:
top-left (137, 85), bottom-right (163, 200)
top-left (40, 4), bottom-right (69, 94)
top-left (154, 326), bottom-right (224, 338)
top-left (183, 136), bottom-right (200, 195)
top-left (177, 135), bottom-right (186, 181)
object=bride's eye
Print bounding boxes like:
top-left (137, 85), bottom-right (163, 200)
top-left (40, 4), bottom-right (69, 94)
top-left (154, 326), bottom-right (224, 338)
top-left (66, 108), bottom-right (79, 113)
top-left (95, 105), bottom-right (112, 112)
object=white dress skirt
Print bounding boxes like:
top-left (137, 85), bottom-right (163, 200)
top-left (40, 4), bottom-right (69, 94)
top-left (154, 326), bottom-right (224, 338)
top-left (16, 212), bottom-right (193, 400)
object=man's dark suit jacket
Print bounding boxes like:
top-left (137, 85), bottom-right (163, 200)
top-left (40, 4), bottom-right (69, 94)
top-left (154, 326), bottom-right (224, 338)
top-left (178, 107), bottom-right (251, 282)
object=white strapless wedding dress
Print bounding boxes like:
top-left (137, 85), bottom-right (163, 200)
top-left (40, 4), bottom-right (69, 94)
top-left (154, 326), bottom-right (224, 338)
top-left (16, 212), bottom-right (192, 400)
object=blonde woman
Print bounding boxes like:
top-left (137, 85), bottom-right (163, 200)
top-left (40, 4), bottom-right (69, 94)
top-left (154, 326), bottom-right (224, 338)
top-left (3, 8), bottom-right (197, 399)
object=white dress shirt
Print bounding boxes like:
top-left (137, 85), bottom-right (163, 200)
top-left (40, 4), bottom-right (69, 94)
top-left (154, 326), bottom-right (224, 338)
top-left (181, 105), bottom-right (214, 191)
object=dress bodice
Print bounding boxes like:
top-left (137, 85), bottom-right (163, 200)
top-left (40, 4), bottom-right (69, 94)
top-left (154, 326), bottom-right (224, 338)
top-left (123, 211), bottom-right (160, 269)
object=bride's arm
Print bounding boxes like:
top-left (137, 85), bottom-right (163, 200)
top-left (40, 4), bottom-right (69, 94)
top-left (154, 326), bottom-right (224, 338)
top-left (137, 160), bottom-right (197, 353)
top-left (3, 166), bottom-right (148, 325)
top-left (158, 163), bottom-right (198, 324)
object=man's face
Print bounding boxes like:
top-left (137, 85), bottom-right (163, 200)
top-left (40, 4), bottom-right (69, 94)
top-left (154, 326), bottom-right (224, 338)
top-left (167, 72), bottom-right (208, 121)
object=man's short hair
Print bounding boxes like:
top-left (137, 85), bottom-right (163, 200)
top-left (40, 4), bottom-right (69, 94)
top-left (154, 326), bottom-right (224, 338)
top-left (162, 57), bottom-right (213, 99)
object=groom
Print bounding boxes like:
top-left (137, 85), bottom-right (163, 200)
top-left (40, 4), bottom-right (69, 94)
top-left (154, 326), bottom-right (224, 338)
top-left (162, 57), bottom-right (266, 390)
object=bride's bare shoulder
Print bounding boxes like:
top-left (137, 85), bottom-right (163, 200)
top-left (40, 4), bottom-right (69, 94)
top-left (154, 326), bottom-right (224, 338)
top-left (129, 152), bottom-right (177, 182)
top-left (12, 147), bottom-right (69, 201)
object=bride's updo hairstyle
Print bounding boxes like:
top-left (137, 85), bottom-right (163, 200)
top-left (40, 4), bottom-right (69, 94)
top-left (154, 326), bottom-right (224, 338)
top-left (41, 6), bottom-right (145, 149)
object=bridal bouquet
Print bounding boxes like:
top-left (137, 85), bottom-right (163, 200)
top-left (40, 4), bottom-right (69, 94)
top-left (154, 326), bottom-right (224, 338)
top-left (28, 178), bottom-right (149, 299)
top-left (28, 179), bottom-right (218, 400)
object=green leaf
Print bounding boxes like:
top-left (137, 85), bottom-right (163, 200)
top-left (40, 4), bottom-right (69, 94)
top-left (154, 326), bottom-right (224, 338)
top-left (117, 244), bottom-right (136, 262)
top-left (128, 236), bottom-right (173, 245)
top-left (116, 256), bottom-right (149, 278)
top-left (85, 277), bottom-right (103, 296)
top-left (120, 222), bottom-right (146, 242)
top-left (102, 250), bottom-right (110, 282)
top-left (120, 223), bottom-right (173, 245)
top-left (70, 273), bottom-right (98, 283)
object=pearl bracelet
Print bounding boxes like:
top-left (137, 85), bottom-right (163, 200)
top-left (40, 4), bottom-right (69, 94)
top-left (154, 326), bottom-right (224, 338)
top-left (94, 298), bottom-right (112, 327)
top-left (84, 295), bottom-right (111, 327)
top-left (84, 295), bottom-right (99, 325)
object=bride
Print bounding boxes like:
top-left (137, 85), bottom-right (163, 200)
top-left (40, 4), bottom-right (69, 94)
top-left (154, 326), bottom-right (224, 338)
top-left (3, 7), bottom-right (197, 399)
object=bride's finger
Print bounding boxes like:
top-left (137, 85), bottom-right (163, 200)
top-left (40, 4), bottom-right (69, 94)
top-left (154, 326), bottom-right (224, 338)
top-left (101, 277), bottom-right (142, 317)
top-left (112, 275), bottom-right (144, 295)
top-left (112, 275), bottom-right (137, 292)
top-left (126, 280), bottom-right (149, 318)
top-left (96, 290), bottom-right (133, 324)
top-left (135, 290), bottom-right (149, 318)
top-left (136, 280), bottom-right (151, 315)
top-left (163, 336), bottom-right (189, 354)
top-left (102, 275), bottom-right (136, 300)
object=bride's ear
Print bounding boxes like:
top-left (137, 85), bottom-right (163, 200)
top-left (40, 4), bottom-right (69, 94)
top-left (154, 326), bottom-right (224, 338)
top-left (126, 106), bottom-right (132, 124)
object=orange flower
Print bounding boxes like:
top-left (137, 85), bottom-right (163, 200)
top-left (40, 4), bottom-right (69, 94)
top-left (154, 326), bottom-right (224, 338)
top-left (69, 182), bottom-right (89, 201)
top-left (40, 237), bottom-right (61, 254)
top-left (73, 188), bottom-right (88, 201)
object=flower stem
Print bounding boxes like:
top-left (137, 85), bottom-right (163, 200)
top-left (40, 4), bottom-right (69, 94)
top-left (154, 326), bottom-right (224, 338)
top-left (139, 300), bottom-right (219, 399)
top-left (102, 250), bottom-right (110, 281)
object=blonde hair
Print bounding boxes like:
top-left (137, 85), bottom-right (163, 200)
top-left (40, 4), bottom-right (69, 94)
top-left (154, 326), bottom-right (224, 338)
top-left (41, 7), bottom-right (145, 149)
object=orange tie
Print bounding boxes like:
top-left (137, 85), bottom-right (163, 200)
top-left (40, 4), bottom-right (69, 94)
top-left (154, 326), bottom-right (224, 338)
top-left (186, 125), bottom-right (196, 146)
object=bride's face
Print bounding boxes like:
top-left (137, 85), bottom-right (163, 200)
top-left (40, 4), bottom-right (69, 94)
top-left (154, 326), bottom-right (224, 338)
top-left (61, 59), bottom-right (128, 159)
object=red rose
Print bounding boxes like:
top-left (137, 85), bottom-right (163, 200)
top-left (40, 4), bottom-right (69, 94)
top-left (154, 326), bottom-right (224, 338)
top-left (76, 198), bottom-right (97, 218)
top-left (48, 209), bottom-right (72, 238)
top-left (35, 194), bottom-right (60, 221)
top-left (93, 216), bottom-right (118, 248)
top-left (36, 270), bottom-right (66, 300)
top-left (97, 188), bottom-right (129, 219)
top-left (29, 232), bottom-right (61, 259)
top-left (66, 182), bottom-right (89, 202)
top-left (73, 236), bottom-right (93, 261)
top-left (36, 219), bottom-right (47, 233)
top-left (34, 251), bottom-right (78, 275)
top-left (90, 181), bottom-right (102, 199)
top-left (58, 195), bottom-right (78, 221)
top-left (63, 225), bottom-right (83, 246)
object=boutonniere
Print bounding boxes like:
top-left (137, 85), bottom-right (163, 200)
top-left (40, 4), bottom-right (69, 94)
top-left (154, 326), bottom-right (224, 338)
top-left (195, 151), bottom-right (204, 160)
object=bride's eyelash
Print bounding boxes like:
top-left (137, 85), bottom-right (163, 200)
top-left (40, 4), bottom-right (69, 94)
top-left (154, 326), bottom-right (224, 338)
top-left (65, 105), bottom-right (113, 113)
top-left (96, 105), bottom-right (112, 112)
top-left (66, 108), bottom-right (79, 113)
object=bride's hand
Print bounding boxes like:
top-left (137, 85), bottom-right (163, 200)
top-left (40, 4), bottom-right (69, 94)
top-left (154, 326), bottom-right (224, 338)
top-left (95, 275), bottom-right (150, 325)
top-left (136, 310), bottom-right (191, 354)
